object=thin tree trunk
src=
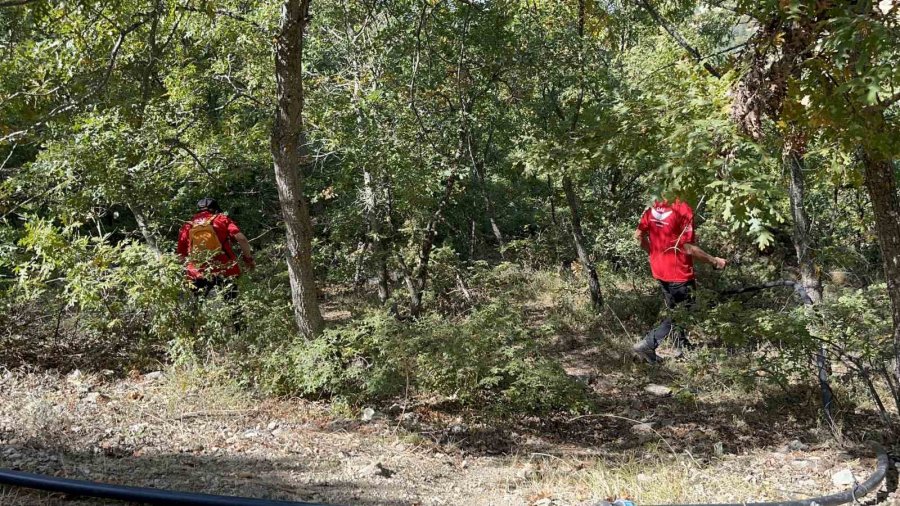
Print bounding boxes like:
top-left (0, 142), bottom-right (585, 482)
top-left (352, 239), bottom-right (368, 287)
top-left (406, 13), bottom-right (469, 317)
top-left (129, 3), bottom-right (162, 256)
top-left (467, 132), bottom-right (505, 256)
top-left (362, 168), bottom-right (390, 304)
top-left (785, 129), bottom-right (833, 431)
top-left (129, 203), bottom-right (160, 257)
top-left (271, 0), bottom-right (324, 338)
top-left (548, 175), bottom-right (558, 226)
top-left (784, 133), bottom-right (823, 304)
top-left (861, 152), bottom-right (900, 398)
top-left (557, 0), bottom-right (601, 312)
top-left (409, 173), bottom-right (458, 317)
top-left (469, 218), bottom-right (477, 258)
top-left (562, 175), bottom-right (603, 310)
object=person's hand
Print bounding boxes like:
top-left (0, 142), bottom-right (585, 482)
top-left (713, 257), bottom-right (727, 270)
top-left (243, 255), bottom-right (256, 271)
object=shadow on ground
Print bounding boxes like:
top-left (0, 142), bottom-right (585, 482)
top-left (0, 428), bottom-right (405, 506)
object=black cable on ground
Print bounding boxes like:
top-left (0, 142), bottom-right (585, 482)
top-left (646, 446), bottom-right (890, 506)
top-left (0, 468), bottom-right (331, 506)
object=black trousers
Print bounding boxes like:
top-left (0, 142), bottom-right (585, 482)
top-left (642, 280), bottom-right (695, 350)
top-left (191, 277), bottom-right (242, 331)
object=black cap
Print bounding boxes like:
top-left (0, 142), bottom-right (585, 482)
top-left (197, 198), bottom-right (220, 212)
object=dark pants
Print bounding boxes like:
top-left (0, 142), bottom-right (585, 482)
top-left (191, 277), bottom-right (242, 332)
top-left (191, 276), bottom-right (238, 301)
top-left (642, 280), bottom-right (695, 350)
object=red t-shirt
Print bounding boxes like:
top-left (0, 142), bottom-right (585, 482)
top-left (177, 211), bottom-right (243, 280)
top-left (638, 199), bottom-right (696, 282)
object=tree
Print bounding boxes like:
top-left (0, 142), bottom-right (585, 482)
top-left (271, 0), bottom-right (324, 337)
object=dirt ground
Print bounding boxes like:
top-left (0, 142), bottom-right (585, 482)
top-left (0, 360), bottom-right (897, 506)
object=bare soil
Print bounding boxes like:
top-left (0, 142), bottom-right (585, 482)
top-left (0, 361), bottom-right (896, 506)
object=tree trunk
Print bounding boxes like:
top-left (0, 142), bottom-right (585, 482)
top-left (562, 175), bottom-right (603, 310)
top-left (129, 203), bottom-right (160, 257)
top-left (362, 168), bottom-right (390, 304)
top-left (784, 134), bottom-right (823, 304)
top-left (861, 152), bottom-right (900, 398)
top-left (783, 134), bottom-right (835, 430)
top-left (408, 173), bottom-right (457, 317)
top-left (271, 0), bottom-right (324, 338)
top-left (467, 133), bottom-right (505, 256)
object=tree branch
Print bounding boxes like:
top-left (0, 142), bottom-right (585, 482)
top-left (881, 90), bottom-right (900, 110)
top-left (0, 0), bottom-right (39, 7)
top-left (638, 41), bottom-right (747, 84)
top-left (177, 4), bottom-right (268, 34)
top-left (95, 20), bottom-right (148, 99)
top-left (634, 0), bottom-right (722, 78)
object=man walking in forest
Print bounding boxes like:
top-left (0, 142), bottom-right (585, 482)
top-left (177, 198), bottom-right (255, 321)
top-left (632, 198), bottom-right (727, 363)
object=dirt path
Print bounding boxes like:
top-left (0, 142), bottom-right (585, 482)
top-left (0, 366), bottom-right (896, 506)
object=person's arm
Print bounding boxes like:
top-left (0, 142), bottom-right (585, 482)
top-left (635, 209), bottom-right (651, 253)
top-left (222, 216), bottom-right (255, 270)
top-left (233, 232), bottom-right (255, 270)
top-left (634, 228), bottom-right (650, 253)
top-left (176, 224), bottom-right (190, 261)
top-left (683, 243), bottom-right (727, 270)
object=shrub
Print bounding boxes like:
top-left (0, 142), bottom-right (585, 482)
top-left (261, 299), bottom-right (591, 415)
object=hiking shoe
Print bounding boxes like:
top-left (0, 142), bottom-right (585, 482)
top-left (631, 341), bottom-right (659, 364)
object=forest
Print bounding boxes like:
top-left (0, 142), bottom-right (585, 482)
top-left (1, 0), bottom-right (899, 505)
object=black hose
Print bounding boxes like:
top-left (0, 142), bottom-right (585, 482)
top-left (646, 446), bottom-right (890, 506)
top-left (0, 468), bottom-right (331, 505)
top-left (718, 280), bottom-right (812, 305)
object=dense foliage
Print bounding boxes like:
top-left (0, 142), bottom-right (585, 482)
top-left (1, 0), bottom-right (898, 419)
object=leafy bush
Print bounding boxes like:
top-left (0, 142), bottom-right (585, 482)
top-left (261, 299), bottom-right (591, 415)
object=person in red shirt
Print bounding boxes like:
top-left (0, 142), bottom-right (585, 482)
top-left (632, 198), bottom-right (726, 363)
top-left (177, 198), bottom-right (255, 301)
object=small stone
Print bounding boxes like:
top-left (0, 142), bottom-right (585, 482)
top-left (267, 421), bottom-right (279, 431)
top-left (788, 439), bottom-right (808, 451)
top-left (144, 371), bottom-right (164, 381)
top-left (637, 472), bottom-right (651, 483)
top-left (631, 422), bottom-right (655, 434)
top-left (832, 469), bottom-right (855, 487)
top-left (644, 384), bottom-right (672, 397)
top-left (83, 392), bottom-right (101, 404)
top-left (242, 429), bottom-right (264, 439)
top-left (360, 408), bottom-right (375, 422)
top-left (714, 442), bottom-right (725, 457)
top-left (359, 461), bottom-right (393, 478)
